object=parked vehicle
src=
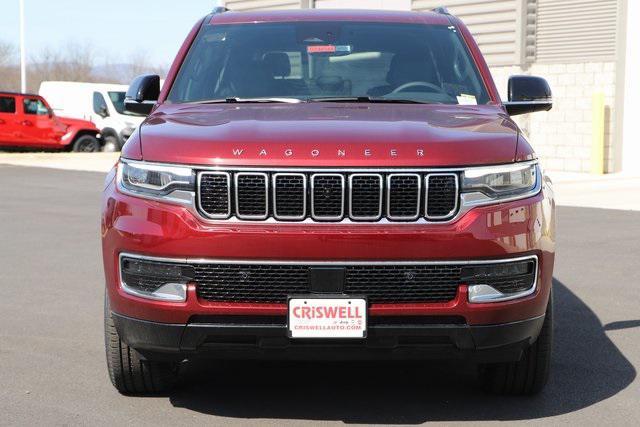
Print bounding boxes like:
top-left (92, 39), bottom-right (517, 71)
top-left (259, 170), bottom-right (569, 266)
top-left (0, 92), bottom-right (101, 151)
top-left (39, 81), bottom-right (145, 151)
top-left (102, 7), bottom-right (556, 396)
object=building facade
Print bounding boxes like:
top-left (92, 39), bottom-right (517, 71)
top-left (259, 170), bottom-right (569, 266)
top-left (222, 0), bottom-right (638, 173)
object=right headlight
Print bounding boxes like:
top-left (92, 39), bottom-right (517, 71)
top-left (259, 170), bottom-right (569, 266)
top-left (461, 162), bottom-right (541, 205)
top-left (116, 159), bottom-right (195, 205)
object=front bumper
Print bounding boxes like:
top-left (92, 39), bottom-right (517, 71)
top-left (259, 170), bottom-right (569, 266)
top-left (102, 174), bottom-right (555, 328)
top-left (111, 311), bottom-right (546, 363)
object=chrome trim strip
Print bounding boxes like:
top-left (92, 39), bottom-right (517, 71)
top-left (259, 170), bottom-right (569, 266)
top-left (234, 172), bottom-right (269, 220)
top-left (425, 173), bottom-right (459, 220)
top-left (119, 251), bottom-right (538, 268)
top-left (311, 173), bottom-right (345, 221)
top-left (120, 158), bottom-right (539, 174)
top-left (348, 173), bottom-right (383, 221)
top-left (197, 172), bottom-right (231, 219)
top-left (272, 173), bottom-right (307, 221)
top-left (386, 173), bottom-right (421, 221)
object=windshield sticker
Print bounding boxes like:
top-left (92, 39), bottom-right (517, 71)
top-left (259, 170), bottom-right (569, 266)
top-left (307, 45), bottom-right (352, 54)
top-left (457, 94), bottom-right (477, 105)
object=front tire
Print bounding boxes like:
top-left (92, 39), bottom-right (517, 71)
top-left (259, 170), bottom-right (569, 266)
top-left (479, 291), bottom-right (553, 395)
top-left (72, 135), bottom-right (101, 152)
top-left (104, 297), bottom-right (178, 394)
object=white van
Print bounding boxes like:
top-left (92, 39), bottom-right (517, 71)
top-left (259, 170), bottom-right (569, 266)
top-left (39, 81), bottom-right (146, 151)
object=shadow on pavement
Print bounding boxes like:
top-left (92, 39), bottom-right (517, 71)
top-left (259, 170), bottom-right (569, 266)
top-left (169, 279), bottom-right (635, 423)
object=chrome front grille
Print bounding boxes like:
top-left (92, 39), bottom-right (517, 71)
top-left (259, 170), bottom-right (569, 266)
top-left (197, 169), bottom-right (459, 223)
top-left (349, 174), bottom-right (383, 220)
top-left (273, 173), bottom-right (306, 220)
top-left (235, 173), bottom-right (268, 219)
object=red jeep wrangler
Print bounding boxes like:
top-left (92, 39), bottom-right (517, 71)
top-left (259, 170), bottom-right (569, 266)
top-left (102, 8), bottom-right (555, 396)
top-left (0, 92), bottom-right (102, 151)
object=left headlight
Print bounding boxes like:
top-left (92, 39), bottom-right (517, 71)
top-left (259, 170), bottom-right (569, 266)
top-left (461, 162), bottom-right (541, 205)
top-left (117, 160), bottom-right (195, 203)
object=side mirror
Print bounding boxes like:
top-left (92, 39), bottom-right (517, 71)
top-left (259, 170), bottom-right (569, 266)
top-left (504, 75), bottom-right (552, 116)
top-left (99, 105), bottom-right (109, 118)
top-left (124, 74), bottom-right (160, 115)
top-left (47, 108), bottom-right (54, 118)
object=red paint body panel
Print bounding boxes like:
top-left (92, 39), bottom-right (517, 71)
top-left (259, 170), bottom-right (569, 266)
top-left (102, 176), bottom-right (555, 326)
top-left (138, 103), bottom-right (520, 167)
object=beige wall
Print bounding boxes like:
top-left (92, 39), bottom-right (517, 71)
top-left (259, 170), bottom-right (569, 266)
top-left (622, 0), bottom-right (639, 173)
top-left (491, 62), bottom-right (616, 173)
top-left (315, 0), bottom-right (410, 9)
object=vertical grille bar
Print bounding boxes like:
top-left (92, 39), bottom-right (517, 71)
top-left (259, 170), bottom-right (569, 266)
top-left (311, 174), bottom-right (345, 221)
top-left (387, 173), bottom-right (421, 221)
top-left (349, 174), bottom-right (383, 220)
top-left (425, 173), bottom-right (459, 220)
top-left (272, 173), bottom-right (307, 220)
top-left (198, 172), bottom-right (231, 219)
top-left (235, 172), bottom-right (269, 220)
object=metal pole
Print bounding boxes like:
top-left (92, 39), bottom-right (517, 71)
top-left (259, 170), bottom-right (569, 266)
top-left (19, 0), bottom-right (26, 93)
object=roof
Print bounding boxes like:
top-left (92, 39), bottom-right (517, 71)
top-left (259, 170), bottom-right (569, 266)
top-left (209, 9), bottom-right (451, 26)
top-left (0, 91), bottom-right (39, 97)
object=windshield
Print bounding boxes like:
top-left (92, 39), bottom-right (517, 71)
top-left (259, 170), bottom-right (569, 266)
top-left (168, 22), bottom-right (490, 105)
top-left (108, 91), bottom-right (141, 116)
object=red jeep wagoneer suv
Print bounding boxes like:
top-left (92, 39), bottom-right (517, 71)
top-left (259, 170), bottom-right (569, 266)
top-left (102, 7), bottom-right (555, 395)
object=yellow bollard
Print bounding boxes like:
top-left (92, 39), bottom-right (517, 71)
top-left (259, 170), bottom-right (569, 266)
top-left (591, 93), bottom-right (605, 175)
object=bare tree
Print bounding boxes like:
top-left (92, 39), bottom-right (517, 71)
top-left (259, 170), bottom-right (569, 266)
top-left (0, 40), bottom-right (20, 91)
top-left (98, 50), bottom-right (167, 85)
top-left (0, 40), bottom-right (14, 67)
top-left (0, 40), bottom-right (167, 92)
top-left (29, 43), bottom-right (98, 90)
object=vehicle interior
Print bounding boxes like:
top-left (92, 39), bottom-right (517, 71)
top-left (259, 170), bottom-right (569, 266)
top-left (168, 22), bottom-right (490, 105)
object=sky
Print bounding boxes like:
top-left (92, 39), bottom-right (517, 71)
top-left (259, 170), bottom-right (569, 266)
top-left (0, 0), bottom-right (223, 66)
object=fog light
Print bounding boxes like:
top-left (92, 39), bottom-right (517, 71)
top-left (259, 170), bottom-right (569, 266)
top-left (468, 284), bottom-right (506, 303)
top-left (119, 255), bottom-right (193, 302)
top-left (151, 283), bottom-right (187, 302)
top-left (465, 257), bottom-right (538, 303)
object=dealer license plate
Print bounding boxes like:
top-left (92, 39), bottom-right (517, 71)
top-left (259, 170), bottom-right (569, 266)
top-left (288, 297), bottom-right (367, 339)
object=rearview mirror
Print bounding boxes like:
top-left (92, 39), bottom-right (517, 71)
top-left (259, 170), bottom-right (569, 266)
top-left (504, 76), bottom-right (552, 116)
top-left (124, 74), bottom-right (160, 116)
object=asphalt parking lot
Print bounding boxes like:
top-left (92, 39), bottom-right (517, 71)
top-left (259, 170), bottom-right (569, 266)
top-left (1, 165), bottom-right (638, 426)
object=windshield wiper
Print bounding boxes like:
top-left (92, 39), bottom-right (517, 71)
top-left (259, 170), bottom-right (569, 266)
top-left (307, 96), bottom-right (430, 104)
top-left (193, 97), bottom-right (302, 104)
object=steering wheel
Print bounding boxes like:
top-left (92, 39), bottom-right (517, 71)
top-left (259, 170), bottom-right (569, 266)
top-left (391, 81), bottom-right (443, 94)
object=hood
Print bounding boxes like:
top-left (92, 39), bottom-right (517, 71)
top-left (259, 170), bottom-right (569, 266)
top-left (57, 116), bottom-right (99, 131)
top-left (138, 103), bottom-right (519, 167)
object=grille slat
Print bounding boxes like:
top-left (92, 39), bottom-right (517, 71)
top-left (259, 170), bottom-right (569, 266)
top-left (273, 173), bottom-right (306, 220)
top-left (426, 174), bottom-right (458, 219)
top-left (198, 171), bottom-right (459, 222)
top-left (235, 173), bottom-right (268, 219)
top-left (312, 174), bottom-right (345, 220)
top-left (199, 173), bottom-right (231, 218)
top-left (349, 174), bottom-right (383, 220)
top-left (387, 174), bottom-right (421, 220)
